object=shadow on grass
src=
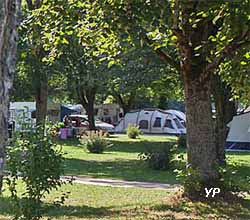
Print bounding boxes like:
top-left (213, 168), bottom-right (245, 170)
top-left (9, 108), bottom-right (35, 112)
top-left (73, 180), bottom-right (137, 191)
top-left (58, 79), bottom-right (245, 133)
top-left (2, 194), bottom-right (250, 220)
top-left (153, 197), bottom-right (250, 220)
top-left (64, 158), bottom-right (178, 184)
top-left (46, 204), bottom-right (120, 218)
top-left (0, 197), bottom-right (119, 219)
top-left (107, 140), bottom-right (177, 154)
top-left (56, 138), bottom-right (81, 147)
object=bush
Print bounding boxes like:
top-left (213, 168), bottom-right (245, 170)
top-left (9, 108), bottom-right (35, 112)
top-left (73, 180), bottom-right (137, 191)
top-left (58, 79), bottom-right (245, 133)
top-left (83, 135), bottom-right (112, 153)
top-left (126, 124), bottom-right (141, 139)
top-left (138, 143), bottom-right (176, 170)
top-left (177, 135), bottom-right (187, 148)
top-left (6, 126), bottom-right (65, 220)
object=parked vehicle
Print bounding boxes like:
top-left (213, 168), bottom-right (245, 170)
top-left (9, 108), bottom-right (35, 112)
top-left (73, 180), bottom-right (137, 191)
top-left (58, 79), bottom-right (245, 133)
top-left (67, 114), bottom-right (115, 134)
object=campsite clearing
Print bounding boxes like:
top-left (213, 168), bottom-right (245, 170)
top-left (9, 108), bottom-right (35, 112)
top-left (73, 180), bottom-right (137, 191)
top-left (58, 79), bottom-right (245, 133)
top-left (61, 134), bottom-right (250, 190)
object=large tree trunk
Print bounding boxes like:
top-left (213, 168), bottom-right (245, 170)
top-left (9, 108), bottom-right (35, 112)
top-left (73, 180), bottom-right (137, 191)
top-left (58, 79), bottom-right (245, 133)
top-left (212, 75), bottom-right (237, 164)
top-left (35, 76), bottom-right (48, 127)
top-left (184, 74), bottom-right (219, 187)
top-left (0, 0), bottom-right (20, 191)
top-left (176, 4), bottom-right (220, 195)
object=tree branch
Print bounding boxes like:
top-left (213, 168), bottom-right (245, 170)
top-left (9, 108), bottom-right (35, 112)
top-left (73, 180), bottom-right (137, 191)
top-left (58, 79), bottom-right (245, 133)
top-left (205, 30), bottom-right (250, 74)
top-left (143, 35), bottom-right (181, 72)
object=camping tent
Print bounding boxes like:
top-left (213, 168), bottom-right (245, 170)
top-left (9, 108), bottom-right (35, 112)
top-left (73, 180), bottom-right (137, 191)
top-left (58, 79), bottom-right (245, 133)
top-left (115, 109), bottom-right (186, 135)
top-left (226, 111), bottom-right (250, 150)
top-left (165, 110), bottom-right (186, 126)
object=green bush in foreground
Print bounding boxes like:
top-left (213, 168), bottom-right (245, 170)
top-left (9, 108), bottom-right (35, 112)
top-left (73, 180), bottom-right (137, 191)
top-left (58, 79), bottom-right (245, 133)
top-left (6, 126), bottom-right (65, 220)
top-left (126, 124), bottom-right (141, 139)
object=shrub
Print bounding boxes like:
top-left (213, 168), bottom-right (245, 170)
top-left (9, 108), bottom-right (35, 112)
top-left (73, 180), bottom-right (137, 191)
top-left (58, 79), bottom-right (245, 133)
top-left (126, 124), bottom-right (141, 139)
top-left (138, 143), bottom-right (176, 170)
top-left (177, 135), bottom-right (187, 148)
top-left (175, 161), bottom-right (250, 199)
top-left (83, 135), bottom-right (112, 153)
top-left (6, 126), bottom-right (65, 220)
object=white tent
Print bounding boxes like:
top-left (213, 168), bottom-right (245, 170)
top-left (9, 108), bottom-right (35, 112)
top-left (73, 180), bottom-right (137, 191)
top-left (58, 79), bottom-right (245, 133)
top-left (164, 110), bottom-right (186, 126)
top-left (226, 112), bottom-right (250, 150)
top-left (115, 109), bottom-right (186, 135)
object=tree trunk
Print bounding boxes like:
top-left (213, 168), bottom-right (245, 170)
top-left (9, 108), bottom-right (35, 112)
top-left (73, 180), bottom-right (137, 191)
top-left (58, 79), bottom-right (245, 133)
top-left (212, 75), bottom-right (237, 164)
top-left (86, 100), bottom-right (95, 130)
top-left (175, 4), bottom-right (222, 196)
top-left (35, 76), bottom-right (48, 127)
top-left (184, 75), bottom-right (219, 187)
top-left (0, 0), bottom-right (20, 191)
top-left (79, 89), bottom-right (96, 130)
top-left (116, 93), bottom-right (135, 115)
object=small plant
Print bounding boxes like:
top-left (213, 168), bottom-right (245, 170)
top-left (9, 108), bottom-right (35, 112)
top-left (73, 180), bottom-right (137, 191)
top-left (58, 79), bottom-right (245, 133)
top-left (126, 124), bottom-right (141, 139)
top-left (138, 143), bottom-right (176, 170)
top-left (177, 135), bottom-right (187, 148)
top-left (83, 135), bottom-right (112, 154)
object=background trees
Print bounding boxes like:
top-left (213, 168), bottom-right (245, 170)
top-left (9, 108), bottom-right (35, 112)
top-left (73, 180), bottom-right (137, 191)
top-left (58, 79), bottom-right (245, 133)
top-left (90, 0), bottom-right (250, 195)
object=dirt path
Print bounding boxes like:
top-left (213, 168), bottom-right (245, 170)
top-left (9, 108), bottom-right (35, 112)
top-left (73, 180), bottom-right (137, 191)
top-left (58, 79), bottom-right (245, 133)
top-left (61, 176), bottom-right (181, 190)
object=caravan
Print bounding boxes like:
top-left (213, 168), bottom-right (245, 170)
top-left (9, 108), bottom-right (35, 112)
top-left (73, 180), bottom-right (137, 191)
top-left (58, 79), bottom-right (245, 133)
top-left (9, 102), bottom-right (36, 131)
top-left (115, 109), bottom-right (186, 135)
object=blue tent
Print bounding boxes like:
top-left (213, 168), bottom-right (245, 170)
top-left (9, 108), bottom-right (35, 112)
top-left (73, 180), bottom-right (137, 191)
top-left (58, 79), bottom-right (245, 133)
top-left (60, 104), bottom-right (84, 121)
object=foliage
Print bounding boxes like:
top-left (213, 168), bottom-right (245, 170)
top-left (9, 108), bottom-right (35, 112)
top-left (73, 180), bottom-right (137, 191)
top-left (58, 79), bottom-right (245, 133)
top-left (6, 126), bottom-right (65, 220)
top-left (82, 135), bottom-right (112, 154)
top-left (52, 122), bottom-right (65, 130)
top-left (175, 161), bottom-right (250, 199)
top-left (138, 143), bottom-right (176, 170)
top-left (219, 161), bottom-right (250, 194)
top-left (126, 124), bottom-right (141, 139)
top-left (107, 47), bottom-right (182, 111)
top-left (175, 166), bottom-right (203, 197)
top-left (177, 135), bottom-right (187, 148)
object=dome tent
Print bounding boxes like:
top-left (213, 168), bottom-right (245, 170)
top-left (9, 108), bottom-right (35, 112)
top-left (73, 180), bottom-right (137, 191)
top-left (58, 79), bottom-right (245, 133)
top-left (115, 109), bottom-right (186, 135)
top-left (226, 111), bottom-right (250, 150)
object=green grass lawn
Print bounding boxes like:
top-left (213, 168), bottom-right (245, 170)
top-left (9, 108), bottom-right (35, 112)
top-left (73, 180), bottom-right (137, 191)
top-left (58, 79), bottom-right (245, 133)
top-left (61, 134), bottom-right (179, 184)
top-left (60, 134), bottom-right (250, 189)
top-left (1, 183), bottom-right (250, 220)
